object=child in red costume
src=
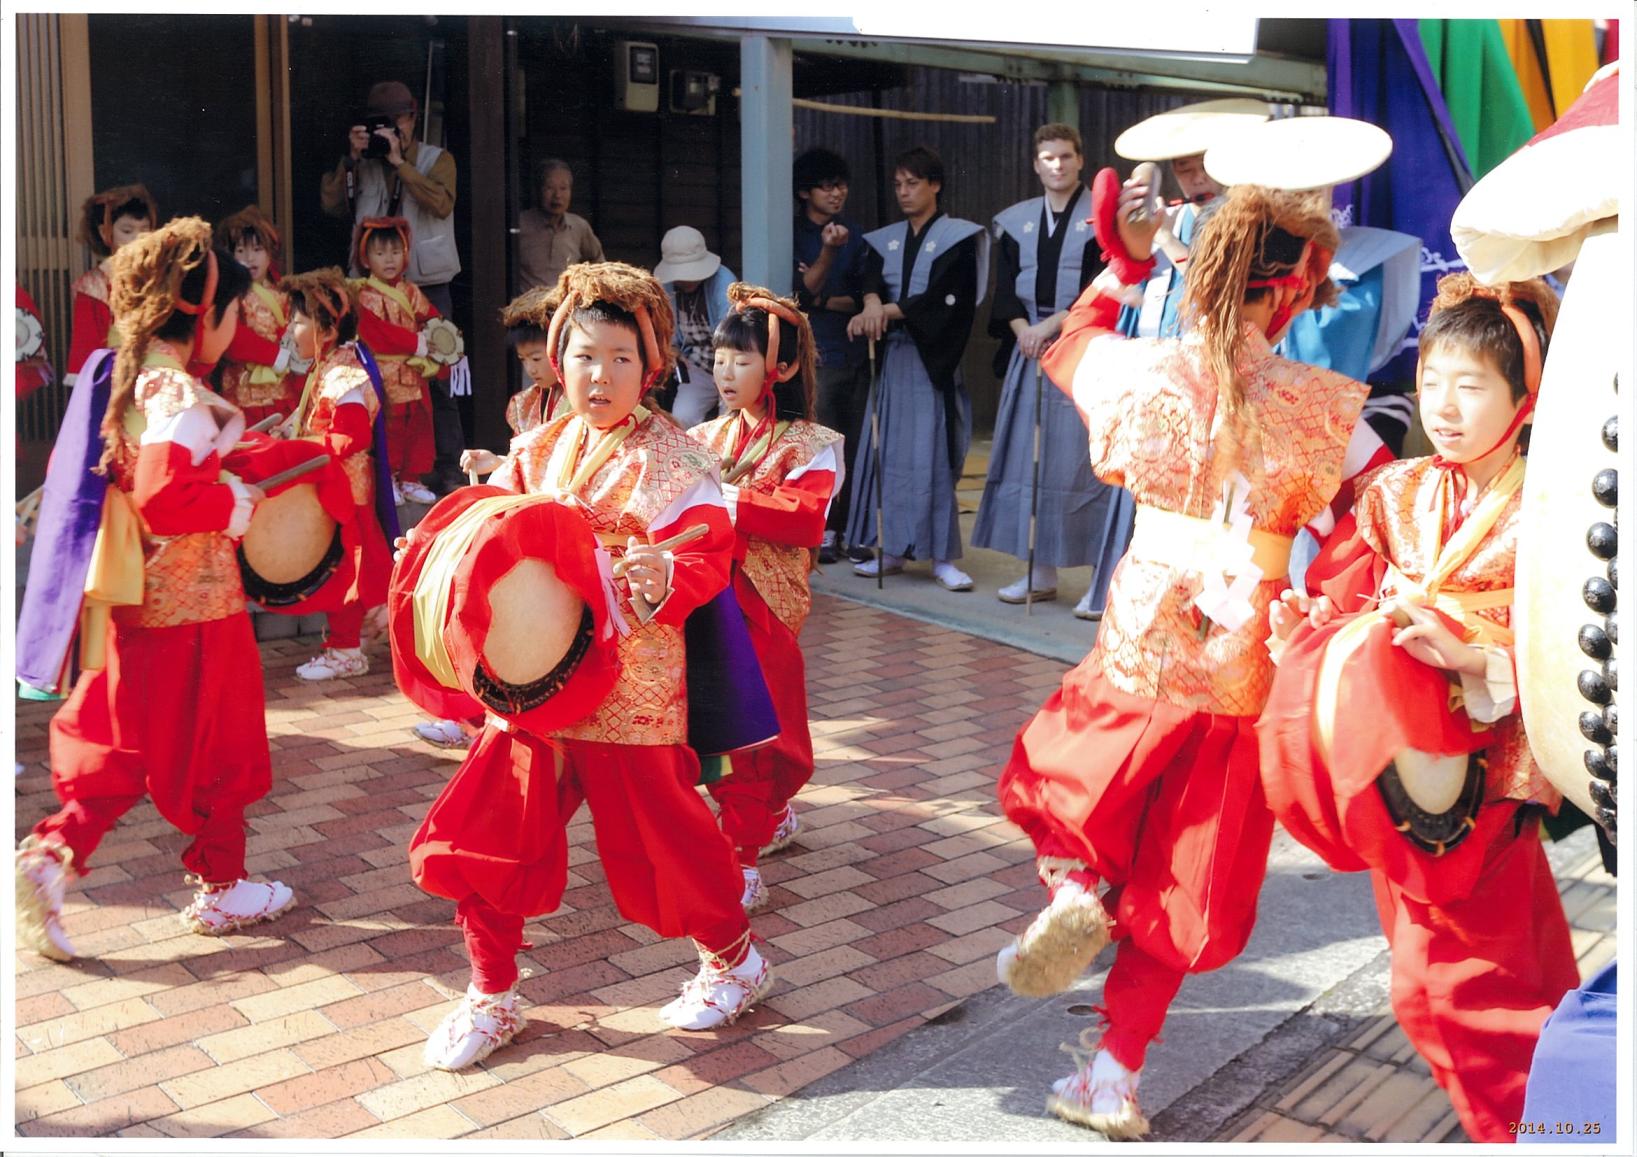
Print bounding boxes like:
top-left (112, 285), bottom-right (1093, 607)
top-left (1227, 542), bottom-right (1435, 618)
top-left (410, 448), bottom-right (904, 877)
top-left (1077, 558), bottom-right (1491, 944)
top-left (996, 181), bottom-right (1368, 1137)
top-left (689, 284), bottom-right (843, 911)
top-left (352, 217), bottom-right (449, 505)
top-left (213, 205), bottom-right (309, 428)
top-left (1261, 274), bottom-right (1577, 1143)
top-left (66, 184), bottom-right (157, 387)
top-left (16, 219), bottom-right (296, 960)
top-left (405, 262), bottom-right (771, 1072)
top-left (279, 268), bottom-right (396, 683)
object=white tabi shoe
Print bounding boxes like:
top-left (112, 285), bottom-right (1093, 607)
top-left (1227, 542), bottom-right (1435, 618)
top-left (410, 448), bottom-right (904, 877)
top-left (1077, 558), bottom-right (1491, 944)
top-left (180, 877), bottom-right (295, 935)
top-left (399, 479), bottom-right (439, 505)
top-left (932, 561), bottom-right (974, 592)
top-left (424, 983), bottom-right (524, 1071)
top-left (15, 836), bottom-right (76, 961)
top-left (658, 943), bottom-right (773, 1031)
top-left (996, 879), bottom-right (1110, 998)
top-left (853, 553), bottom-right (905, 578)
top-left (739, 867), bottom-right (769, 913)
top-left (760, 805), bottom-right (802, 856)
top-left (997, 565), bottom-right (1059, 604)
top-left (1073, 587), bottom-right (1102, 621)
top-left (295, 647), bottom-right (369, 682)
top-left (413, 718), bottom-right (473, 749)
top-left (1046, 1043), bottom-right (1150, 1139)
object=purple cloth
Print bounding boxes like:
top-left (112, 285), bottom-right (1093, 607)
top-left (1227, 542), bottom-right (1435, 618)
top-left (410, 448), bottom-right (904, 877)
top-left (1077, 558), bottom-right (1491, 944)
top-left (16, 350), bottom-right (115, 693)
top-left (1327, 18), bottom-right (1474, 384)
top-left (353, 341), bottom-right (402, 542)
top-left (685, 584), bottom-right (780, 758)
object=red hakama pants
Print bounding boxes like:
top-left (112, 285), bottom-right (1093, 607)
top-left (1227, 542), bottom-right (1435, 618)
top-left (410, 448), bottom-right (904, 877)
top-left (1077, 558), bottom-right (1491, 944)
top-left (410, 728), bottom-right (750, 992)
top-left (36, 613), bottom-right (272, 883)
top-left (998, 667), bottom-right (1274, 1069)
top-left (1371, 806), bottom-right (1577, 1143)
top-left (708, 573), bottom-right (814, 866)
top-left (385, 394), bottom-right (434, 479)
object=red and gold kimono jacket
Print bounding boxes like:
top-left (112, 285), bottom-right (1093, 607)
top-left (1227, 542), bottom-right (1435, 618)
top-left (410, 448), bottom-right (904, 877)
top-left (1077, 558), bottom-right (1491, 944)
top-left (353, 275), bottom-right (441, 406)
top-left (492, 408), bottom-right (734, 746)
top-left (219, 281), bottom-right (302, 426)
top-left (505, 383), bottom-right (561, 437)
top-left (688, 414), bottom-right (843, 637)
top-left (67, 266), bottom-right (119, 386)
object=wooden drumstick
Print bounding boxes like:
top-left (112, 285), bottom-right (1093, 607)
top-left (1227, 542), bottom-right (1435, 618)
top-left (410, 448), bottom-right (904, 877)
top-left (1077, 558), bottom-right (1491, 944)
top-left (254, 454), bottom-right (332, 492)
top-left (609, 523), bottom-right (711, 578)
top-left (246, 412), bottom-right (285, 434)
top-left (723, 456), bottom-right (759, 486)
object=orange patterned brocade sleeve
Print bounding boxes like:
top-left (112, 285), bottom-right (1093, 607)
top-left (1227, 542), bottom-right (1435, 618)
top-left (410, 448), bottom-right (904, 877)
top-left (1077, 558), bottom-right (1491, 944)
top-left (1072, 325), bottom-right (1368, 715)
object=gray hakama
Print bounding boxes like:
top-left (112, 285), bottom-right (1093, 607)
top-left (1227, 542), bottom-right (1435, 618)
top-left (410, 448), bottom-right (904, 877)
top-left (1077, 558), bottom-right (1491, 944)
top-left (845, 213), bottom-right (988, 562)
top-left (972, 191), bottom-right (1134, 611)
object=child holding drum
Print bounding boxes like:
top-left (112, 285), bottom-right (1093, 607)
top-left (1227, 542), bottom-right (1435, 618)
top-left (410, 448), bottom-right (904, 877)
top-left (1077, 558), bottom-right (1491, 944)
top-left (688, 284), bottom-right (843, 911)
top-left (278, 268), bottom-right (398, 683)
top-left (17, 220), bottom-right (297, 957)
top-left (1260, 274), bottom-right (1576, 1142)
top-left (401, 262), bottom-right (771, 1071)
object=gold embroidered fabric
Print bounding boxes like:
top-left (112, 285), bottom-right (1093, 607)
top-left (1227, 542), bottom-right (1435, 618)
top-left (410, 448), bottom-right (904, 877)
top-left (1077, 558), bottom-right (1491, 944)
top-left (300, 346), bottom-right (380, 506)
top-left (220, 284), bottom-right (292, 409)
top-left (356, 279), bottom-right (434, 404)
top-left (110, 356), bottom-right (245, 628)
top-left (1353, 457), bottom-right (1551, 807)
top-left (691, 416), bottom-right (841, 634)
top-left (505, 385), bottom-right (552, 437)
top-left (494, 412), bottom-right (723, 745)
top-left (1074, 325), bottom-right (1368, 715)
top-left (72, 267), bottom-right (110, 306)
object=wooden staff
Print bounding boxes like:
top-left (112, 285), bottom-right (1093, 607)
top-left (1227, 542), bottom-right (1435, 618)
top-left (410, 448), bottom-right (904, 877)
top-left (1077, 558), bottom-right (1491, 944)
top-left (867, 338), bottom-right (886, 590)
top-left (1027, 355), bottom-right (1045, 616)
top-left (609, 522), bottom-right (712, 579)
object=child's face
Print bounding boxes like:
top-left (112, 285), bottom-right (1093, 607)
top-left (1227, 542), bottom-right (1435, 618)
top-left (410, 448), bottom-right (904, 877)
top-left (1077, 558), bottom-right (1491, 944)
top-left (364, 237), bottom-right (406, 282)
top-left (561, 319), bottom-right (644, 429)
top-left (515, 340), bottom-right (556, 389)
top-left (1418, 344), bottom-right (1524, 464)
top-left (233, 236), bottom-right (271, 283)
top-left (288, 311), bottom-right (333, 362)
top-left (712, 345), bottom-right (770, 414)
top-left (108, 213), bottom-right (152, 253)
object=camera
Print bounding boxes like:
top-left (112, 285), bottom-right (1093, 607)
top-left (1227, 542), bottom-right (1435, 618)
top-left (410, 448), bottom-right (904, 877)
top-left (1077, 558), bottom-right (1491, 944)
top-left (358, 114), bottom-right (397, 160)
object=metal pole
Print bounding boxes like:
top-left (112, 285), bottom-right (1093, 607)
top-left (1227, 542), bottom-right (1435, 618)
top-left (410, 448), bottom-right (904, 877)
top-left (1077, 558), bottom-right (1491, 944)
top-left (868, 338), bottom-right (885, 590)
top-left (1027, 355), bottom-right (1044, 615)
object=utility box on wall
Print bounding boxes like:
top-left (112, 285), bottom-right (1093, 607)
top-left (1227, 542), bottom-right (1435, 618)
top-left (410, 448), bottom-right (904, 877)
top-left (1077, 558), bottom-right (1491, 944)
top-left (668, 69), bottom-right (718, 116)
top-left (613, 40), bottom-right (659, 112)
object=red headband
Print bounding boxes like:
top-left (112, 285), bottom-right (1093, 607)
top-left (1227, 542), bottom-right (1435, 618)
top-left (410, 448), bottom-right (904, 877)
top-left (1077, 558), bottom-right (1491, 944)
top-left (1494, 299), bottom-right (1544, 395)
top-left (546, 294), bottom-right (666, 393)
top-left (357, 217), bottom-right (412, 270)
top-left (172, 249), bottom-right (219, 318)
top-left (734, 295), bottom-right (803, 397)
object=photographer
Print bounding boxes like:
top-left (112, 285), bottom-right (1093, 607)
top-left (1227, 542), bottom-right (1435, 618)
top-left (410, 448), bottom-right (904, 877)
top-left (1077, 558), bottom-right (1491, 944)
top-left (320, 79), bottom-right (465, 492)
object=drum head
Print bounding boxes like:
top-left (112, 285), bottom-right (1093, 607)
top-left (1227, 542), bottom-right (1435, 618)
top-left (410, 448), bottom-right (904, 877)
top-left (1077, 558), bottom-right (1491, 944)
top-left (481, 558), bottom-right (587, 686)
top-left (1378, 749), bottom-right (1486, 857)
top-left (237, 482), bottom-right (344, 606)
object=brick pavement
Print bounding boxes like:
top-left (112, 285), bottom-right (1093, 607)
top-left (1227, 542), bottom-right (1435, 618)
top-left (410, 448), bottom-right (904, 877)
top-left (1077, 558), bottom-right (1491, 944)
top-left (13, 592), bottom-right (1617, 1142)
top-left (13, 594), bottom-right (1063, 1140)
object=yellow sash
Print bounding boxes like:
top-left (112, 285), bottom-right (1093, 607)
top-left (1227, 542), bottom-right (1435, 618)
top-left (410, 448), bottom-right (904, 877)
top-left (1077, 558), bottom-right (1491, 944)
top-left (724, 415), bottom-right (791, 483)
top-left (1128, 504), bottom-right (1294, 579)
top-left (241, 282), bottom-right (291, 388)
top-left (359, 277), bottom-right (442, 378)
top-left (79, 487), bottom-right (145, 670)
top-left (543, 407), bottom-right (651, 500)
top-left (1312, 456), bottom-right (1525, 759)
top-left (412, 492), bottom-right (549, 689)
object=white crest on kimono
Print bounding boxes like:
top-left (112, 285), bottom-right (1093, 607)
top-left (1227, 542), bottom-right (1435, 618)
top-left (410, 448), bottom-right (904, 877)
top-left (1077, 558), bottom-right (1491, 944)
top-left (1192, 471), bottom-right (1262, 633)
top-left (1023, 221), bottom-right (1035, 233)
top-left (888, 239), bottom-right (901, 251)
top-left (944, 294), bottom-right (957, 305)
top-left (924, 241), bottom-right (937, 253)
top-left (1075, 220), bottom-right (1088, 232)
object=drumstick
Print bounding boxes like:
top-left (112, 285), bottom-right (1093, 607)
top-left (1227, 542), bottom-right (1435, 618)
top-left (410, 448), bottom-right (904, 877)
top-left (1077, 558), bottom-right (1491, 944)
top-left (722, 456), bottom-right (759, 486)
top-left (246, 413), bottom-right (284, 434)
top-left (255, 454), bottom-right (332, 492)
top-left (609, 523), bottom-right (712, 578)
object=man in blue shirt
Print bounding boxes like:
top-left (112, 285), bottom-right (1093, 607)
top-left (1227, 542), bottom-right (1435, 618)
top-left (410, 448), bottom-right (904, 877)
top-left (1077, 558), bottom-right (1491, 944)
top-left (792, 148), bottom-right (873, 563)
